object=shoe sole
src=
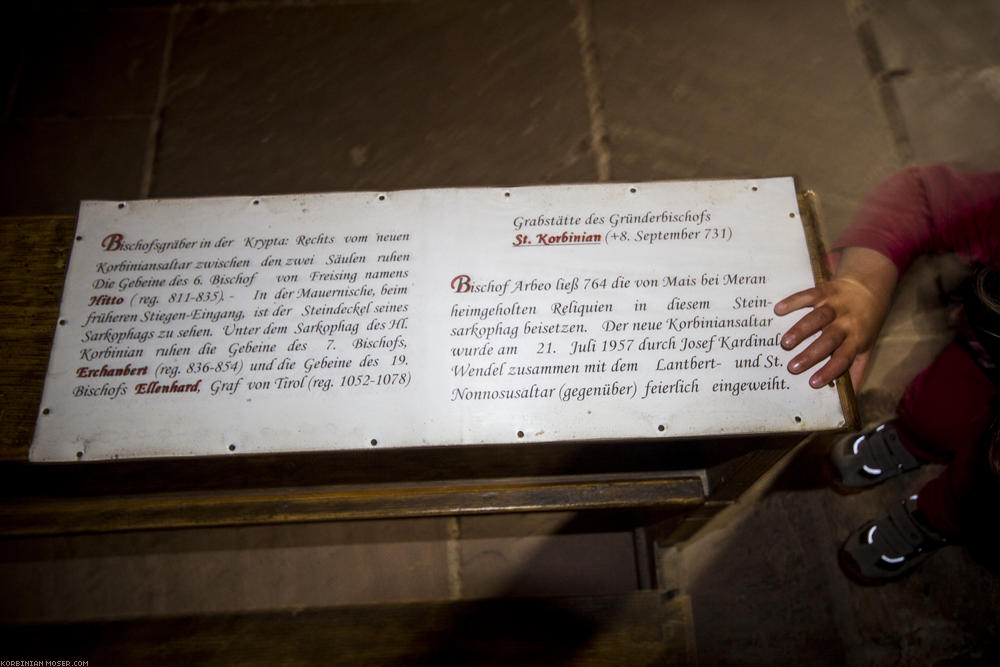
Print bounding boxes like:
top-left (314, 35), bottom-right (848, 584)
top-left (836, 542), bottom-right (906, 586)
top-left (826, 440), bottom-right (882, 495)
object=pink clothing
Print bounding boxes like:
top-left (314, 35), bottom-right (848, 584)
top-left (836, 164), bottom-right (1000, 274)
top-left (895, 342), bottom-right (997, 539)
top-left (837, 164), bottom-right (1000, 540)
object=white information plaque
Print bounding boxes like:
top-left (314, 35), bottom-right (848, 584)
top-left (31, 179), bottom-right (847, 461)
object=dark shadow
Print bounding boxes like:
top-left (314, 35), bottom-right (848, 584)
top-left (0, 595), bottom-right (657, 666)
top-left (765, 432), bottom-right (840, 493)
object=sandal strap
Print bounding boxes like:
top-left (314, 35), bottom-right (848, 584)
top-left (840, 499), bottom-right (948, 583)
top-left (862, 424), bottom-right (920, 473)
top-left (884, 502), bottom-right (929, 554)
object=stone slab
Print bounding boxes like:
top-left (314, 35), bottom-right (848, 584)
top-left (890, 69), bottom-right (1000, 166)
top-left (0, 6), bottom-right (30, 120)
top-left (866, 0), bottom-right (1000, 72)
top-left (152, 1), bottom-right (595, 199)
top-left (681, 489), bottom-right (849, 666)
top-left (878, 254), bottom-right (968, 343)
top-left (680, 438), bottom-right (1000, 666)
top-left (0, 119), bottom-right (149, 216)
top-left (12, 7), bottom-right (169, 118)
top-left (592, 0), bottom-right (900, 239)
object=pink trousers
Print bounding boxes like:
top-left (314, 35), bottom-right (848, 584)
top-left (895, 341), bottom-right (999, 539)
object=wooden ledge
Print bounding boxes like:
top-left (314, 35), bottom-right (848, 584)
top-left (0, 472), bottom-right (705, 537)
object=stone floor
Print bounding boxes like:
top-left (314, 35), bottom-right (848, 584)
top-left (2, 0), bottom-right (1000, 663)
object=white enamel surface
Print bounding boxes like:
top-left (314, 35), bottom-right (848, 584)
top-left (31, 179), bottom-right (845, 461)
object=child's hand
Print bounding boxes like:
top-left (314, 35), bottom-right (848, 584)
top-left (774, 247), bottom-right (897, 388)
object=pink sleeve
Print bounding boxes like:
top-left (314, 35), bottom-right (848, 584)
top-left (834, 164), bottom-right (1000, 274)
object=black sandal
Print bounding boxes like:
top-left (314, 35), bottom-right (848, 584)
top-left (830, 421), bottom-right (921, 490)
top-left (839, 495), bottom-right (947, 585)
